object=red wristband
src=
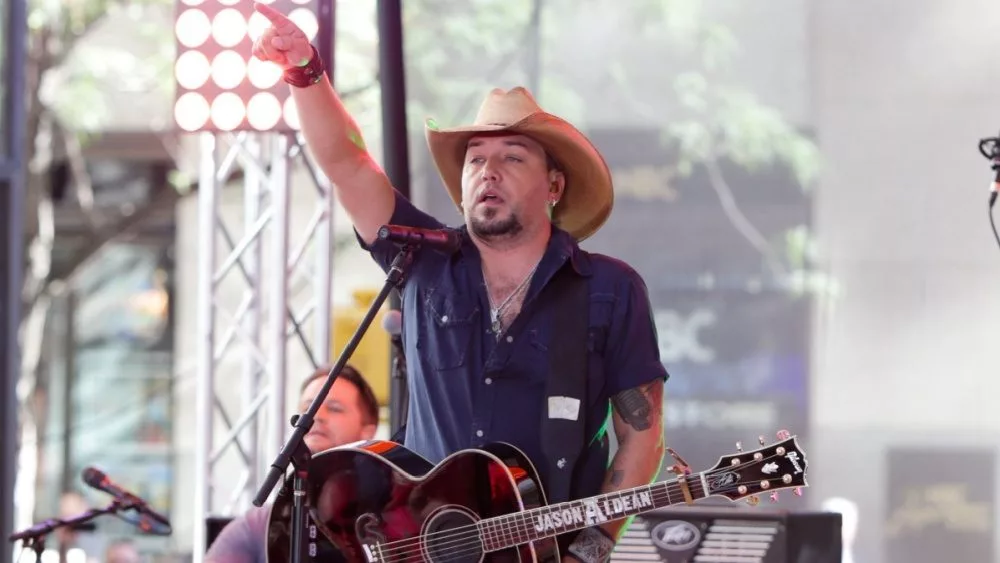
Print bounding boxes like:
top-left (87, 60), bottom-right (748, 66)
top-left (283, 45), bottom-right (325, 88)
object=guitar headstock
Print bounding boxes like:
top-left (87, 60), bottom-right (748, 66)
top-left (701, 430), bottom-right (808, 504)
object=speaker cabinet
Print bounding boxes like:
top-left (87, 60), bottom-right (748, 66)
top-left (611, 506), bottom-right (842, 563)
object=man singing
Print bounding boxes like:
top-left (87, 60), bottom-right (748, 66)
top-left (250, 5), bottom-right (669, 561)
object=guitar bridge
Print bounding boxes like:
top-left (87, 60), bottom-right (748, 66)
top-left (361, 543), bottom-right (379, 563)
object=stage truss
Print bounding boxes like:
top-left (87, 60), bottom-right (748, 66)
top-left (192, 130), bottom-right (333, 557)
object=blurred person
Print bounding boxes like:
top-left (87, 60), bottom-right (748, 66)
top-left (104, 539), bottom-right (140, 563)
top-left (204, 365), bottom-right (379, 563)
top-left (250, 4), bottom-right (668, 562)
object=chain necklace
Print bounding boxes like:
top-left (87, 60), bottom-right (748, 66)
top-left (483, 260), bottom-right (540, 339)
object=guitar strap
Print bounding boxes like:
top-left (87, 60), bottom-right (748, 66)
top-left (539, 262), bottom-right (590, 505)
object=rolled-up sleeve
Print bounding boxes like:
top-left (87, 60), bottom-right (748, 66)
top-left (204, 507), bottom-right (269, 563)
top-left (355, 190), bottom-right (448, 273)
top-left (603, 269), bottom-right (670, 395)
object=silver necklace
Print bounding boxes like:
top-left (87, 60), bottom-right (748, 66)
top-left (483, 260), bottom-right (540, 338)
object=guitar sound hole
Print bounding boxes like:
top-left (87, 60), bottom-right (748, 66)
top-left (422, 507), bottom-right (483, 563)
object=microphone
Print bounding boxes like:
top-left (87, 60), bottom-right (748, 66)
top-left (82, 467), bottom-right (172, 535)
top-left (978, 133), bottom-right (999, 208)
top-left (377, 224), bottom-right (462, 254)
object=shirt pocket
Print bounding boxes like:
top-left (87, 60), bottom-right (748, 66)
top-left (418, 288), bottom-right (480, 371)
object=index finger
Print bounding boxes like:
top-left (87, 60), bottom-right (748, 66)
top-left (254, 2), bottom-right (292, 28)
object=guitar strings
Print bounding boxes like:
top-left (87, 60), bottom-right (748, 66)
top-left (366, 453), bottom-right (794, 562)
top-left (371, 483), bottom-right (698, 563)
top-left (371, 453), bottom-right (791, 563)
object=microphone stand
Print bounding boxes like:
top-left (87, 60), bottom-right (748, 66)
top-left (9, 500), bottom-right (127, 563)
top-left (389, 338), bottom-right (408, 438)
top-left (252, 243), bottom-right (417, 563)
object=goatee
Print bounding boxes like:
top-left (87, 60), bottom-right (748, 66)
top-left (469, 208), bottom-right (523, 240)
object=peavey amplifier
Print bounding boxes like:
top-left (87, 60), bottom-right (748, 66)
top-left (610, 506), bottom-right (842, 563)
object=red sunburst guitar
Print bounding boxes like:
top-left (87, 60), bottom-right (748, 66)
top-left (265, 430), bottom-right (809, 563)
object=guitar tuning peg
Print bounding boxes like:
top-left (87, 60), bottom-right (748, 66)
top-left (793, 487), bottom-right (803, 496)
top-left (735, 441), bottom-right (743, 452)
top-left (769, 492), bottom-right (780, 503)
top-left (746, 495), bottom-right (760, 506)
top-left (758, 435), bottom-right (766, 446)
top-left (776, 429), bottom-right (791, 440)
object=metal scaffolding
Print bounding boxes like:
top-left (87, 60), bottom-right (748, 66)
top-left (1, 0), bottom-right (27, 549)
top-left (192, 131), bottom-right (334, 558)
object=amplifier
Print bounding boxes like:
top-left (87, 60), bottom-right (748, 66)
top-left (610, 506), bottom-right (842, 563)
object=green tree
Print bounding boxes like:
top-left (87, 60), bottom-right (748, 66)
top-left (15, 0), bottom-right (178, 526)
top-left (398, 0), bottom-right (828, 289)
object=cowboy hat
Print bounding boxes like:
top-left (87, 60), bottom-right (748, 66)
top-left (424, 87), bottom-right (614, 241)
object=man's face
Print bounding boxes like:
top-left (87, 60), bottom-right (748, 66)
top-left (461, 134), bottom-right (562, 241)
top-left (298, 377), bottom-right (376, 453)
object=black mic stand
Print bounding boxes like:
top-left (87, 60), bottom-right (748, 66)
top-left (9, 500), bottom-right (126, 563)
top-left (252, 244), bottom-right (416, 563)
top-left (389, 338), bottom-right (408, 439)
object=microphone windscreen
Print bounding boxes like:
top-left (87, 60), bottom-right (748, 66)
top-left (81, 466), bottom-right (105, 487)
top-left (382, 309), bottom-right (403, 336)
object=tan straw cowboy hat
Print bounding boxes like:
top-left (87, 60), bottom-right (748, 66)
top-left (424, 87), bottom-right (614, 241)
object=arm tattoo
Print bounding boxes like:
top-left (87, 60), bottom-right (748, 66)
top-left (612, 381), bottom-right (662, 431)
top-left (608, 469), bottom-right (624, 487)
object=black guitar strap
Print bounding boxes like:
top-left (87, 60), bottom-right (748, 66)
top-left (539, 263), bottom-right (590, 505)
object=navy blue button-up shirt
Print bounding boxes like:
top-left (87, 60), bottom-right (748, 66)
top-left (361, 191), bottom-right (668, 497)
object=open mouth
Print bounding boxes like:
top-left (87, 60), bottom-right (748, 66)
top-left (478, 189), bottom-right (504, 204)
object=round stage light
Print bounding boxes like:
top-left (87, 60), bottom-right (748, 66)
top-left (212, 8), bottom-right (248, 48)
top-left (175, 50), bottom-right (211, 90)
top-left (247, 93), bottom-right (283, 131)
top-left (247, 11), bottom-right (269, 42)
top-left (175, 9), bottom-right (211, 48)
top-left (175, 93), bottom-right (211, 132)
top-left (247, 57), bottom-right (282, 89)
top-left (211, 92), bottom-right (247, 131)
top-left (288, 8), bottom-right (319, 41)
top-left (211, 50), bottom-right (247, 90)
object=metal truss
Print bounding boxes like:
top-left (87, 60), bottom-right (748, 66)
top-left (192, 131), bottom-right (334, 559)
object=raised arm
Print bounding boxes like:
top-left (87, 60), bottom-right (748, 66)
top-left (251, 2), bottom-right (395, 244)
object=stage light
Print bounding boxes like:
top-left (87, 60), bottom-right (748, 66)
top-left (173, 0), bottom-right (324, 133)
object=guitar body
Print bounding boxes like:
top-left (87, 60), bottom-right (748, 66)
top-left (267, 440), bottom-right (558, 563)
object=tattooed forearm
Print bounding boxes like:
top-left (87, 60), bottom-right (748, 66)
top-left (611, 381), bottom-right (663, 431)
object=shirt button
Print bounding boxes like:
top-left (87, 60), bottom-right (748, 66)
top-left (485, 377), bottom-right (492, 385)
top-left (476, 430), bottom-right (484, 437)
top-left (505, 335), bottom-right (513, 343)
top-left (440, 315), bottom-right (449, 322)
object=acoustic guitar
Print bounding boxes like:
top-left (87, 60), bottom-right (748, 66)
top-left (266, 431), bottom-right (808, 563)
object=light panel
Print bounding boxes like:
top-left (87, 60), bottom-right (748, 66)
top-left (172, 0), bottom-right (322, 133)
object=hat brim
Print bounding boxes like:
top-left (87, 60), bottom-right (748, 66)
top-left (425, 112), bottom-right (613, 241)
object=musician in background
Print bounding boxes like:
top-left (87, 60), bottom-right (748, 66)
top-left (104, 538), bottom-right (141, 563)
top-left (205, 365), bottom-right (379, 563)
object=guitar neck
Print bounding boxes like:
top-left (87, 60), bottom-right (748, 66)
top-left (478, 472), bottom-right (709, 552)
